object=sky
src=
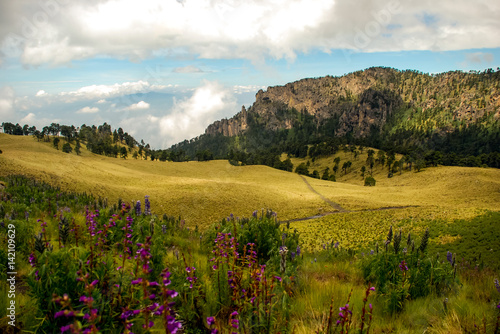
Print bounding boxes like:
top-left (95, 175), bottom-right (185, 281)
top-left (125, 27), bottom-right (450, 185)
top-left (1, 0), bottom-right (499, 149)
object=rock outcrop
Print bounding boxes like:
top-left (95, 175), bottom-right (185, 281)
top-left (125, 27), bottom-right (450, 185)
top-left (204, 67), bottom-right (500, 138)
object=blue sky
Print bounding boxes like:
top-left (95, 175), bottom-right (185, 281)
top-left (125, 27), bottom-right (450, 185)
top-left (1, 0), bottom-right (499, 148)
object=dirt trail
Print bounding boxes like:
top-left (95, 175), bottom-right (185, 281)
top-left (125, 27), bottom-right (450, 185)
top-left (299, 175), bottom-right (347, 212)
top-left (283, 205), bottom-right (419, 223)
top-left (288, 175), bottom-right (418, 223)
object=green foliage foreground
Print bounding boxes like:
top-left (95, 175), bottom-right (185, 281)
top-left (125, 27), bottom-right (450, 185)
top-left (0, 175), bottom-right (499, 333)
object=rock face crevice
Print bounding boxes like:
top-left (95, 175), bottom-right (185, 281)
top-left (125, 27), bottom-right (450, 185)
top-left (204, 67), bottom-right (500, 138)
top-left (206, 106), bottom-right (249, 137)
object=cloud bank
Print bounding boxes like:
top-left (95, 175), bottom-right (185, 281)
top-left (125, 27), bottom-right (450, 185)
top-left (1, 0), bottom-right (499, 66)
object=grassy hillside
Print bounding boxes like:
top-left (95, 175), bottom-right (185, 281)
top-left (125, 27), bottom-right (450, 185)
top-left (288, 149), bottom-right (500, 211)
top-left (2, 133), bottom-right (500, 333)
top-left (0, 134), bottom-right (325, 226)
top-left (1, 133), bottom-right (500, 229)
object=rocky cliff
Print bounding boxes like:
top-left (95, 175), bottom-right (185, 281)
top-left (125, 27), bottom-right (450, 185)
top-left (204, 67), bottom-right (500, 139)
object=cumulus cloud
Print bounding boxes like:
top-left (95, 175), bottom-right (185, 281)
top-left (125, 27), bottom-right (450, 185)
top-left (35, 90), bottom-right (46, 96)
top-left (1, 0), bottom-right (499, 66)
top-left (119, 81), bottom-right (237, 148)
top-left (126, 101), bottom-right (150, 111)
top-left (77, 106), bottom-right (99, 114)
top-left (158, 81), bottom-right (237, 146)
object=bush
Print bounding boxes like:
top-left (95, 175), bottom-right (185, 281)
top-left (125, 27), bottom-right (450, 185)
top-left (204, 210), bottom-right (300, 268)
top-left (295, 162), bottom-right (309, 176)
top-left (62, 142), bottom-right (72, 153)
top-left (364, 176), bottom-right (376, 186)
top-left (361, 227), bottom-right (458, 313)
top-left (228, 159), bottom-right (240, 166)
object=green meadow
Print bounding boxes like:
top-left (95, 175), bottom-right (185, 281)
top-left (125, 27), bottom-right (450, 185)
top-left (1, 133), bottom-right (500, 333)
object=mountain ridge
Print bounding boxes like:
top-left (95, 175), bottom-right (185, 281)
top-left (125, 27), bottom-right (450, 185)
top-left (172, 66), bottom-right (500, 165)
top-left (204, 67), bottom-right (499, 138)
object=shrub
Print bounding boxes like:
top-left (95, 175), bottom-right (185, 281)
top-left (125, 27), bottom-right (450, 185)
top-left (62, 142), bottom-right (72, 153)
top-left (364, 176), bottom-right (376, 186)
top-left (361, 227), bottom-right (458, 313)
top-left (204, 210), bottom-right (300, 268)
top-left (295, 162), bottom-right (309, 176)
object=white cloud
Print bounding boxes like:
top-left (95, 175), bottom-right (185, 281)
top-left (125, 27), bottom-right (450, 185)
top-left (77, 106), bottom-right (100, 114)
top-left (20, 112), bottom-right (36, 123)
top-left (36, 90), bottom-right (47, 97)
top-left (119, 81), bottom-right (237, 148)
top-left (126, 100), bottom-right (150, 111)
top-left (96, 99), bottom-right (107, 104)
top-left (0, 86), bottom-right (16, 120)
top-left (58, 81), bottom-right (168, 103)
top-left (233, 85), bottom-right (267, 94)
top-left (158, 81), bottom-right (237, 146)
top-left (173, 65), bottom-right (205, 73)
top-left (2, 0), bottom-right (499, 66)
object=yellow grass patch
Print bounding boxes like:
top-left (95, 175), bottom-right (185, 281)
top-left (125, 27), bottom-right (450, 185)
top-left (2, 134), bottom-right (499, 231)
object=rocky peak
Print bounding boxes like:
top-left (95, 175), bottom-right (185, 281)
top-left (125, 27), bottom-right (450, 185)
top-left (203, 67), bottom-right (500, 139)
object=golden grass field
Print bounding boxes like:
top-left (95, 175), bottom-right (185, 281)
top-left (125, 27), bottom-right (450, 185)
top-left (1, 133), bottom-right (500, 232)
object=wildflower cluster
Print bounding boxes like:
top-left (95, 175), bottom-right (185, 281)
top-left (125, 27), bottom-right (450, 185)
top-left (320, 287), bottom-right (375, 334)
top-left (26, 196), bottom-right (184, 334)
top-left (362, 226), bottom-right (457, 313)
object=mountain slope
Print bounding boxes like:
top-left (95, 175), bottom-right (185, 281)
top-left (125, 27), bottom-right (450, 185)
top-left (171, 67), bottom-right (500, 163)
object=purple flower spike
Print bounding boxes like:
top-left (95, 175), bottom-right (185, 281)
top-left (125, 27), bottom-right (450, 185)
top-left (61, 325), bottom-right (71, 333)
top-left (54, 311), bottom-right (65, 318)
top-left (131, 278), bottom-right (143, 285)
top-left (207, 316), bottom-right (215, 326)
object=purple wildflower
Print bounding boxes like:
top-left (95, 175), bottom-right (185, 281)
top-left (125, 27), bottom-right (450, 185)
top-left (54, 311), bottom-right (65, 318)
top-left (230, 311), bottom-right (239, 329)
top-left (399, 260), bottom-right (408, 272)
top-left (207, 316), bottom-right (216, 326)
top-left (144, 195), bottom-right (151, 215)
top-left (61, 325), bottom-right (71, 333)
top-left (135, 200), bottom-right (141, 216)
top-left (446, 251), bottom-right (453, 265)
top-left (29, 253), bottom-right (36, 267)
top-left (131, 278), bottom-right (143, 285)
